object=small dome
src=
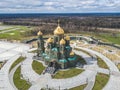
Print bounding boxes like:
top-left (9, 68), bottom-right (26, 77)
top-left (60, 39), bottom-right (66, 45)
top-left (37, 31), bottom-right (43, 36)
top-left (47, 38), bottom-right (53, 43)
top-left (65, 36), bottom-right (70, 40)
top-left (54, 26), bottom-right (64, 35)
top-left (70, 51), bottom-right (75, 56)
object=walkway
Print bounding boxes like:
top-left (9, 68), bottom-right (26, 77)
top-left (74, 45), bottom-right (120, 90)
top-left (28, 50), bottom-right (97, 90)
top-left (21, 53), bottom-right (41, 84)
top-left (0, 41), bottom-right (30, 90)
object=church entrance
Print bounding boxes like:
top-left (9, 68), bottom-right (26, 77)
top-left (45, 60), bottom-right (61, 74)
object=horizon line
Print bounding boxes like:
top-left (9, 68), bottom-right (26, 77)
top-left (0, 12), bottom-right (120, 14)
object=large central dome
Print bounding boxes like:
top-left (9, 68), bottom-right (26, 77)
top-left (54, 21), bottom-right (64, 35)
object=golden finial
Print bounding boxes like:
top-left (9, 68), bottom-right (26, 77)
top-left (54, 20), bottom-right (64, 35)
top-left (58, 19), bottom-right (60, 26)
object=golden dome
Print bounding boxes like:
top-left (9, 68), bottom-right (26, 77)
top-left (60, 39), bottom-right (66, 45)
top-left (54, 26), bottom-right (64, 35)
top-left (37, 31), bottom-right (43, 36)
top-left (65, 36), bottom-right (70, 40)
top-left (47, 38), bottom-right (53, 43)
top-left (70, 51), bottom-right (75, 56)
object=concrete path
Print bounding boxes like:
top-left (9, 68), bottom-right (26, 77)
top-left (21, 53), bottom-right (41, 84)
top-left (74, 45), bottom-right (120, 90)
top-left (28, 50), bottom-right (97, 90)
top-left (29, 70), bottom-right (96, 90)
top-left (0, 41), bottom-right (30, 90)
top-left (0, 55), bottom-right (20, 90)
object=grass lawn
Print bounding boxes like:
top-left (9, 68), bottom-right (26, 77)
top-left (97, 57), bottom-right (109, 69)
top-left (92, 73), bottom-right (109, 90)
top-left (117, 64), bottom-right (120, 70)
top-left (32, 60), bottom-right (45, 74)
top-left (93, 33), bottom-right (120, 45)
top-left (69, 32), bottom-right (120, 45)
top-left (0, 26), bottom-right (32, 40)
top-left (13, 66), bottom-right (31, 90)
top-left (70, 84), bottom-right (87, 90)
top-left (9, 57), bottom-right (25, 72)
top-left (76, 32), bottom-right (120, 45)
top-left (53, 68), bottom-right (84, 79)
top-left (0, 62), bottom-right (3, 69)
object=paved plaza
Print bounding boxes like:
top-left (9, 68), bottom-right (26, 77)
top-left (0, 40), bottom-right (120, 90)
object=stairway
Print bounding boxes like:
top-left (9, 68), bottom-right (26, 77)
top-left (45, 67), bottom-right (55, 74)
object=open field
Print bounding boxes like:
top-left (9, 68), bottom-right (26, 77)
top-left (0, 25), bottom-right (33, 40)
top-left (0, 23), bottom-right (120, 46)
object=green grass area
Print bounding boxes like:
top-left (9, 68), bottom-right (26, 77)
top-left (9, 57), bottom-right (25, 72)
top-left (0, 26), bottom-right (32, 40)
top-left (13, 66), bottom-right (31, 90)
top-left (93, 33), bottom-right (120, 45)
top-left (97, 57), bottom-right (109, 69)
top-left (0, 27), bottom-right (16, 32)
top-left (70, 84), bottom-right (87, 90)
top-left (75, 32), bottom-right (120, 45)
top-left (93, 73), bottom-right (109, 90)
top-left (32, 60), bottom-right (45, 74)
top-left (0, 62), bottom-right (3, 69)
top-left (117, 64), bottom-right (120, 70)
top-left (53, 68), bottom-right (84, 79)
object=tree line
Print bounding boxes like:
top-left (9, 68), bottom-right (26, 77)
top-left (1, 16), bottom-right (120, 36)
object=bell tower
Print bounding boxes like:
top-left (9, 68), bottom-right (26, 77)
top-left (37, 31), bottom-right (45, 56)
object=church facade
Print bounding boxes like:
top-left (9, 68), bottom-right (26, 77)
top-left (37, 22), bottom-right (77, 69)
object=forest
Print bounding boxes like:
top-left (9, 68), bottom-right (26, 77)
top-left (1, 15), bottom-right (120, 36)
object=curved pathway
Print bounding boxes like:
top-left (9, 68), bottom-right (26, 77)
top-left (28, 50), bottom-right (97, 90)
top-left (0, 41), bottom-right (30, 90)
top-left (74, 45), bottom-right (120, 90)
top-left (0, 55), bottom-right (20, 90)
top-left (21, 53), bottom-right (41, 84)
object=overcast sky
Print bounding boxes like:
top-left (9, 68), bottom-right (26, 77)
top-left (0, 0), bottom-right (120, 13)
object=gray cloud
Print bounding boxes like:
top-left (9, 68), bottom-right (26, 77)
top-left (0, 0), bottom-right (119, 13)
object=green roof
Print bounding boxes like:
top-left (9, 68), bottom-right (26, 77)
top-left (45, 56), bottom-right (50, 60)
top-left (42, 53), bottom-right (47, 56)
top-left (66, 46), bottom-right (71, 49)
top-left (52, 48), bottom-right (58, 52)
top-left (68, 56), bottom-right (77, 61)
top-left (59, 59), bottom-right (67, 63)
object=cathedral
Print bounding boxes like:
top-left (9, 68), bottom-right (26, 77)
top-left (37, 21), bottom-right (77, 69)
